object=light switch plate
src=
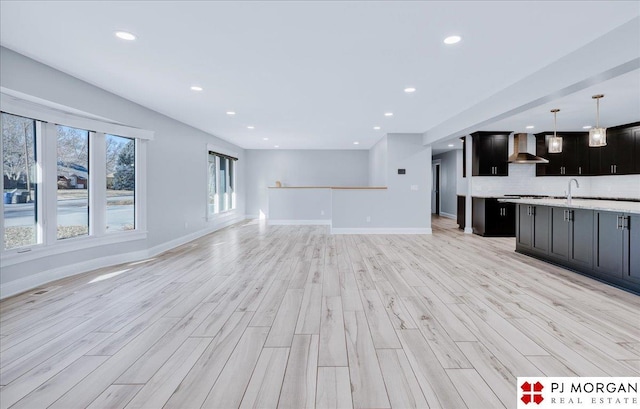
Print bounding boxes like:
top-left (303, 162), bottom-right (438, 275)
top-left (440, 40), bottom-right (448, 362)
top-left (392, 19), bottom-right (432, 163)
top-left (411, 185), bottom-right (419, 191)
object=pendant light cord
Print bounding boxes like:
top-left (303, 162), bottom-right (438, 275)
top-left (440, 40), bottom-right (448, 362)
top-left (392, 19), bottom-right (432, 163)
top-left (596, 98), bottom-right (600, 128)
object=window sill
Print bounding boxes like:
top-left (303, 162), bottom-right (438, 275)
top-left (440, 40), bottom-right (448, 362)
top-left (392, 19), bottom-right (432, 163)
top-left (1, 230), bottom-right (148, 267)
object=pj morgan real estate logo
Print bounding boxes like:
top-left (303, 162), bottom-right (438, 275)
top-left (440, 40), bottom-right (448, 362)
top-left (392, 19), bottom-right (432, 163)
top-left (517, 377), bottom-right (639, 408)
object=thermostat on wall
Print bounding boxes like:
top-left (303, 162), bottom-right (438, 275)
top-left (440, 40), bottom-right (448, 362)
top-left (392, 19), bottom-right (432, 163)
top-left (398, 169), bottom-right (406, 174)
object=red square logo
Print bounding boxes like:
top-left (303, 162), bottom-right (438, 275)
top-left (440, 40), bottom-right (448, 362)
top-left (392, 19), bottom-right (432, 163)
top-left (521, 381), bottom-right (544, 405)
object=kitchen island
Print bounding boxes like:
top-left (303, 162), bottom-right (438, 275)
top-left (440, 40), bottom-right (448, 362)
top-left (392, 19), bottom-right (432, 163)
top-left (500, 198), bottom-right (640, 293)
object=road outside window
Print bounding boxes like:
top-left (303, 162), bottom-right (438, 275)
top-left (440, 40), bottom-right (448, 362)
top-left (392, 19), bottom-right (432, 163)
top-left (56, 125), bottom-right (89, 239)
top-left (2, 113), bottom-right (39, 249)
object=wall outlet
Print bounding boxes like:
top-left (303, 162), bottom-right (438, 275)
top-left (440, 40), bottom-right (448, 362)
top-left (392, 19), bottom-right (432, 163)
top-left (184, 221), bottom-right (188, 229)
top-left (366, 216), bottom-right (371, 223)
top-left (320, 210), bottom-right (325, 216)
top-left (411, 185), bottom-right (419, 191)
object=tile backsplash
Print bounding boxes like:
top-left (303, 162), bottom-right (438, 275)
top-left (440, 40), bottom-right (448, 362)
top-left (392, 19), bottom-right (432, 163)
top-left (460, 163), bottom-right (640, 199)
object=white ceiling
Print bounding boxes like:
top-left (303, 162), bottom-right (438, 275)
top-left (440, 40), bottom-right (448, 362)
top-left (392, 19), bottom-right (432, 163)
top-left (1, 1), bottom-right (638, 150)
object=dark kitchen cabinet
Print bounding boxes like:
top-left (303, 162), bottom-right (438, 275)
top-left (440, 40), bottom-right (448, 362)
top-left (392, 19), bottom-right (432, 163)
top-left (549, 207), bottom-right (593, 269)
top-left (536, 132), bottom-right (590, 176)
top-left (461, 138), bottom-right (467, 177)
top-left (535, 122), bottom-right (639, 176)
top-left (471, 132), bottom-right (509, 176)
top-left (516, 204), bottom-right (550, 254)
top-left (593, 211), bottom-right (623, 277)
top-left (472, 198), bottom-right (515, 237)
top-left (635, 128), bottom-right (640, 174)
top-left (515, 204), bottom-right (640, 293)
top-left (594, 211), bottom-right (640, 283)
top-left (589, 122), bottom-right (640, 175)
top-left (457, 195), bottom-right (465, 229)
top-left (625, 214), bottom-right (640, 283)
top-left (591, 127), bottom-right (631, 175)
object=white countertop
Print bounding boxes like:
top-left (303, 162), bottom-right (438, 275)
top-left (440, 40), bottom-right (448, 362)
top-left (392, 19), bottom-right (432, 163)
top-left (499, 198), bottom-right (640, 214)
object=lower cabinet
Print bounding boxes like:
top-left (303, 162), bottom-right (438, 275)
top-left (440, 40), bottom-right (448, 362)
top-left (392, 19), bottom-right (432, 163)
top-left (625, 214), bottom-right (640, 283)
top-left (516, 204), bottom-right (640, 292)
top-left (550, 207), bottom-right (593, 269)
top-left (594, 212), bottom-right (640, 285)
top-left (457, 195), bottom-right (465, 230)
top-left (593, 211), bottom-right (624, 278)
top-left (516, 204), bottom-right (550, 254)
top-left (472, 198), bottom-right (515, 237)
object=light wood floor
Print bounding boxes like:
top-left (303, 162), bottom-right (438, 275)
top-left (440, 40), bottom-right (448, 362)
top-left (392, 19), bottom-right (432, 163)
top-left (1, 217), bottom-right (639, 409)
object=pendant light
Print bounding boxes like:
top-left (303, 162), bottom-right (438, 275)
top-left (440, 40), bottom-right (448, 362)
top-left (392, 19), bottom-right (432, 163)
top-left (548, 109), bottom-right (562, 153)
top-left (589, 94), bottom-right (607, 147)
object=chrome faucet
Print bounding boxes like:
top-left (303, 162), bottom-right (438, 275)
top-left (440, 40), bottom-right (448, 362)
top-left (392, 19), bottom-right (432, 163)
top-left (567, 178), bottom-right (579, 204)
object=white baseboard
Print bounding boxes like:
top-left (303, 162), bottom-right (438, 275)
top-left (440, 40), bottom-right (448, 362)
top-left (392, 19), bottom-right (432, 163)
top-left (0, 250), bottom-right (148, 299)
top-left (268, 219), bottom-right (332, 226)
top-left (147, 213), bottom-right (245, 257)
top-left (0, 214), bottom-right (247, 300)
top-left (331, 227), bottom-right (432, 235)
top-left (439, 212), bottom-right (456, 220)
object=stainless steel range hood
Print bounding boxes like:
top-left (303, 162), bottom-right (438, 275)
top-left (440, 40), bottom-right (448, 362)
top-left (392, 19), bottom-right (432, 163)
top-left (508, 133), bottom-right (549, 164)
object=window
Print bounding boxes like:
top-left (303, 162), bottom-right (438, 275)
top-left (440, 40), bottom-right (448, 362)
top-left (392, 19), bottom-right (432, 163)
top-left (106, 134), bottom-right (135, 232)
top-left (1, 100), bottom-right (150, 259)
top-left (219, 156), bottom-right (228, 212)
top-left (208, 150), bottom-right (236, 216)
top-left (208, 155), bottom-right (218, 215)
top-left (56, 125), bottom-right (89, 239)
top-left (2, 113), bottom-right (39, 249)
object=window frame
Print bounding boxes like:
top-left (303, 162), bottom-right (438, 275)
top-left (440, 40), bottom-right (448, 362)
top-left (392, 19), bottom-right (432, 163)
top-left (206, 143), bottom-right (238, 220)
top-left (0, 91), bottom-right (152, 266)
top-left (104, 133), bottom-right (137, 234)
top-left (55, 124), bottom-right (91, 241)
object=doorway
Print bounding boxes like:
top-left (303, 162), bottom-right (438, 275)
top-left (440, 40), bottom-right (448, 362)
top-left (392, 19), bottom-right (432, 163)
top-left (431, 160), bottom-right (441, 215)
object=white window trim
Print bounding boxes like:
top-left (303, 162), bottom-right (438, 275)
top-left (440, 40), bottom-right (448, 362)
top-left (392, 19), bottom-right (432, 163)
top-left (206, 143), bottom-right (238, 221)
top-left (0, 92), bottom-right (151, 265)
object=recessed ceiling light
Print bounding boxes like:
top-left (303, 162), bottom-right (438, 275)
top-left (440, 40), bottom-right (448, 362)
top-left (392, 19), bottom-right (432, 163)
top-left (226, 111), bottom-right (236, 116)
top-left (583, 125), bottom-right (592, 129)
top-left (353, 141), bottom-right (360, 145)
top-left (448, 144), bottom-right (454, 147)
top-left (373, 126), bottom-right (381, 130)
top-left (115, 31), bottom-right (136, 41)
top-left (247, 126), bottom-right (255, 129)
top-left (444, 35), bottom-right (461, 45)
top-left (404, 87), bottom-right (416, 93)
top-left (263, 137), bottom-right (269, 141)
top-left (190, 86), bottom-right (203, 91)
top-left (384, 112), bottom-right (393, 117)
top-left (274, 145), bottom-right (279, 148)
top-left (526, 125), bottom-right (535, 129)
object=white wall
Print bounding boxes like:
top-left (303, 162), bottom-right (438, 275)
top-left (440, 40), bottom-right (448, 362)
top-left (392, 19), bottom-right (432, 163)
top-left (267, 188), bottom-right (332, 223)
top-left (332, 134), bottom-right (432, 233)
top-left (589, 175), bottom-right (640, 199)
top-left (433, 150), bottom-right (458, 217)
top-left (244, 149), bottom-right (369, 218)
top-left (0, 47), bottom-right (246, 297)
top-left (368, 136), bottom-right (387, 186)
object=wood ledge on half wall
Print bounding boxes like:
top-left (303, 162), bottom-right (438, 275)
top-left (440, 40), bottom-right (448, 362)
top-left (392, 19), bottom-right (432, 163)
top-left (268, 186), bottom-right (387, 189)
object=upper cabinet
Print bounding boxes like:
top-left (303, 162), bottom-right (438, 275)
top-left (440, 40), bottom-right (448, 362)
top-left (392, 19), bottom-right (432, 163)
top-left (589, 122), bottom-right (640, 175)
top-left (536, 122), bottom-right (640, 176)
top-left (470, 132), bottom-right (510, 176)
top-left (535, 132), bottom-right (590, 176)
